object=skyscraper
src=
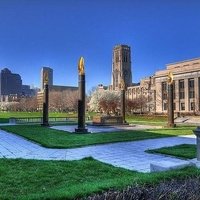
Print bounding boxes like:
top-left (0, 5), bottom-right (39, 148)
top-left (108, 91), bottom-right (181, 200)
top-left (111, 45), bottom-right (132, 90)
top-left (41, 67), bottom-right (53, 90)
top-left (0, 68), bottom-right (22, 96)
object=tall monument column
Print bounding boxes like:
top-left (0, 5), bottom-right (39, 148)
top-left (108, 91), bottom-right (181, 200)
top-left (75, 57), bottom-right (88, 133)
top-left (167, 72), bottom-right (175, 127)
top-left (41, 72), bottom-right (49, 126)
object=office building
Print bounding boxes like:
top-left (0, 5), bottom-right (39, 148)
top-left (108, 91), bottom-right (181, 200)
top-left (0, 68), bottom-right (22, 96)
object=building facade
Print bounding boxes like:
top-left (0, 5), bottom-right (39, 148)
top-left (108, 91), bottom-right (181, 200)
top-left (111, 45), bottom-right (132, 90)
top-left (154, 57), bottom-right (200, 114)
top-left (37, 67), bottom-right (78, 110)
top-left (0, 68), bottom-right (22, 96)
top-left (126, 57), bottom-right (200, 114)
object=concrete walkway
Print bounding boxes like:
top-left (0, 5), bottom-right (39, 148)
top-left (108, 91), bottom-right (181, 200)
top-left (0, 129), bottom-right (196, 172)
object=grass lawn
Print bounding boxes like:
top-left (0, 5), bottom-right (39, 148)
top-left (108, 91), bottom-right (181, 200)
top-left (126, 115), bottom-right (167, 125)
top-left (146, 144), bottom-right (196, 159)
top-left (0, 111), bottom-right (168, 125)
top-left (0, 125), bottom-right (195, 148)
top-left (1, 158), bottom-right (200, 200)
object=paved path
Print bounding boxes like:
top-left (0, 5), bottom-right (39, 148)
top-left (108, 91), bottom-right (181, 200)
top-left (51, 124), bottom-right (162, 133)
top-left (0, 129), bottom-right (196, 172)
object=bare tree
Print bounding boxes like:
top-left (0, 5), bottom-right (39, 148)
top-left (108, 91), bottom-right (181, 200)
top-left (49, 90), bottom-right (78, 112)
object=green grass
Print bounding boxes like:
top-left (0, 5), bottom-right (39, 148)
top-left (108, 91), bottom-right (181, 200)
top-left (0, 125), bottom-right (194, 148)
top-left (0, 158), bottom-right (200, 200)
top-left (0, 112), bottom-right (167, 125)
top-left (146, 144), bottom-right (196, 159)
top-left (0, 111), bottom-right (78, 118)
top-left (126, 115), bottom-right (167, 126)
top-left (126, 115), bottom-right (167, 122)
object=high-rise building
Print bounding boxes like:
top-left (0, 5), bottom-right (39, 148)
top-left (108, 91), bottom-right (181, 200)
top-left (41, 67), bottom-right (53, 90)
top-left (0, 68), bottom-right (22, 96)
top-left (111, 45), bottom-right (132, 90)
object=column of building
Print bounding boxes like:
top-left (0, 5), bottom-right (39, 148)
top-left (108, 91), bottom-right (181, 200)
top-left (194, 77), bottom-right (199, 112)
top-left (184, 79), bottom-right (189, 112)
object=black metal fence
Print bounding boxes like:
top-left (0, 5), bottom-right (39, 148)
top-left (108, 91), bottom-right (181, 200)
top-left (9, 117), bottom-right (78, 124)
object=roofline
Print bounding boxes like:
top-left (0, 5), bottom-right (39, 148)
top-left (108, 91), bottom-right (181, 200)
top-left (114, 44), bottom-right (130, 48)
top-left (166, 57), bottom-right (200, 66)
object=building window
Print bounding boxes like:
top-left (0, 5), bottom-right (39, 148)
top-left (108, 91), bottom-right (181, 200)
top-left (163, 102), bottom-right (167, 111)
top-left (179, 80), bottom-right (185, 99)
top-left (191, 102), bottom-right (195, 111)
top-left (180, 102), bottom-right (185, 111)
top-left (189, 79), bottom-right (195, 98)
top-left (162, 82), bottom-right (167, 100)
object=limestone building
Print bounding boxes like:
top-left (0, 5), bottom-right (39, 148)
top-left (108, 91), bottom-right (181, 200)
top-left (111, 45), bottom-right (132, 90)
top-left (100, 45), bottom-right (200, 115)
top-left (127, 57), bottom-right (200, 114)
top-left (154, 57), bottom-right (200, 114)
top-left (37, 67), bottom-right (78, 110)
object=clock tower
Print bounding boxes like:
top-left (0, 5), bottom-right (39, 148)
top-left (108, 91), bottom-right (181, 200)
top-left (111, 44), bottom-right (132, 90)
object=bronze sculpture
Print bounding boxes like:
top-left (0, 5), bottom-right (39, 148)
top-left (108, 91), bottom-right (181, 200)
top-left (78, 57), bottom-right (85, 75)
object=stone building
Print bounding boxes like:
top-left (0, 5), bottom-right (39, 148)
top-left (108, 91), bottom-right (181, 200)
top-left (37, 67), bottom-right (78, 110)
top-left (111, 45), bottom-right (132, 90)
top-left (126, 57), bottom-right (200, 114)
top-left (126, 77), bottom-right (156, 113)
top-left (101, 45), bottom-right (200, 115)
top-left (154, 57), bottom-right (200, 114)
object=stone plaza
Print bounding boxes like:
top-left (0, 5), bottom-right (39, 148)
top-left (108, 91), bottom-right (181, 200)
top-left (0, 125), bottom-right (198, 173)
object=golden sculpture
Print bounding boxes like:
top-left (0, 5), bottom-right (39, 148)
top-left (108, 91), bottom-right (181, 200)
top-left (44, 72), bottom-right (48, 84)
top-left (167, 71), bottom-right (173, 85)
top-left (78, 57), bottom-right (85, 75)
top-left (120, 78), bottom-right (126, 90)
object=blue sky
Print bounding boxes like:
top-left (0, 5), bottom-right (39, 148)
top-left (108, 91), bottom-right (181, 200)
top-left (0, 0), bottom-right (200, 91)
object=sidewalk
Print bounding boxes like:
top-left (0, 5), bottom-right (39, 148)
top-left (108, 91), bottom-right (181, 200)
top-left (0, 129), bottom-right (196, 172)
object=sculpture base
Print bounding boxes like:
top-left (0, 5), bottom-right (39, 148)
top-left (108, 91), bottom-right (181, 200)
top-left (93, 116), bottom-right (127, 126)
top-left (41, 123), bottom-right (49, 127)
top-left (167, 123), bottom-right (176, 128)
top-left (75, 128), bottom-right (88, 133)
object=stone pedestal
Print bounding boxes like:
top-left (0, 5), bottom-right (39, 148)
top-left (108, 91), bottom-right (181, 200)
top-left (193, 127), bottom-right (200, 161)
top-left (75, 74), bottom-right (88, 133)
top-left (41, 83), bottom-right (49, 126)
top-left (167, 83), bottom-right (175, 127)
top-left (93, 115), bottom-right (123, 125)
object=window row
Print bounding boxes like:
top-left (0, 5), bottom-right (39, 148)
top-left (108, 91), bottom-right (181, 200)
top-left (162, 78), bottom-right (197, 100)
top-left (163, 102), bottom-right (195, 111)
